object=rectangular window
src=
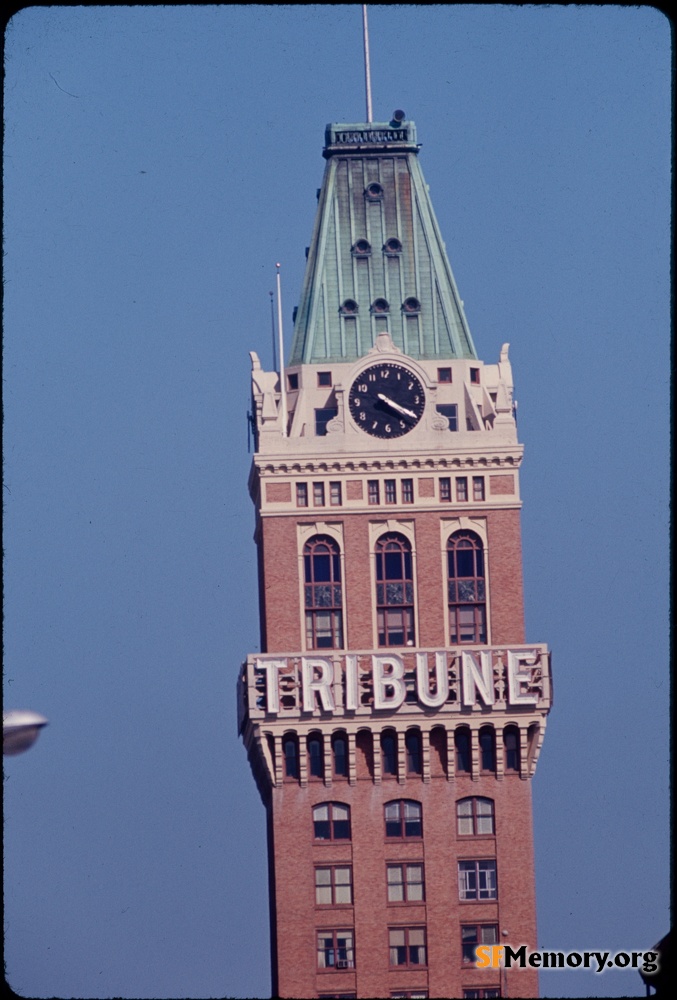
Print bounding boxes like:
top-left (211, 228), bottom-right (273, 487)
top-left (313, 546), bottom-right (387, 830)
top-left (389, 927), bottom-right (427, 967)
top-left (318, 371), bottom-right (332, 387)
top-left (462, 990), bottom-right (501, 999)
top-left (402, 479), bottom-right (414, 504)
top-left (391, 993), bottom-right (429, 999)
top-left (437, 367), bottom-right (452, 383)
top-left (296, 483), bottom-right (308, 507)
top-left (472, 476), bottom-right (485, 502)
top-left (313, 482), bottom-right (325, 506)
top-left (368, 480), bottom-right (380, 505)
top-left (458, 860), bottom-right (497, 901)
top-left (315, 407), bottom-right (338, 436)
top-left (315, 866), bottom-right (353, 906)
top-left (387, 864), bottom-right (425, 903)
top-left (456, 477), bottom-right (468, 502)
top-left (440, 477), bottom-right (452, 502)
top-left (470, 368), bottom-right (480, 384)
top-left (461, 924), bottom-right (498, 964)
top-left (330, 482), bottom-right (342, 506)
top-left (385, 480), bottom-right (397, 504)
top-left (317, 929), bottom-right (355, 969)
top-left (288, 372), bottom-right (299, 390)
top-left (436, 403), bottom-right (458, 431)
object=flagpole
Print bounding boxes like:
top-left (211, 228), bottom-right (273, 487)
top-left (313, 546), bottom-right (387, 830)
top-left (362, 5), bottom-right (373, 123)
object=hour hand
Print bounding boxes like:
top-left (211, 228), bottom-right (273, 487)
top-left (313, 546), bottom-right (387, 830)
top-left (377, 392), bottom-right (417, 421)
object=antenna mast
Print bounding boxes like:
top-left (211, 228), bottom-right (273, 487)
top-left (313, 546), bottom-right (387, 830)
top-left (362, 5), bottom-right (373, 123)
top-left (275, 263), bottom-right (287, 437)
top-left (269, 290), bottom-right (277, 371)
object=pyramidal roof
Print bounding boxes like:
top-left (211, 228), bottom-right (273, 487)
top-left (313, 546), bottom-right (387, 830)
top-left (289, 116), bottom-right (477, 366)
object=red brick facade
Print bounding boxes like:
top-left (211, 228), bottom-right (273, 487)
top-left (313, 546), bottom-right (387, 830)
top-left (246, 498), bottom-right (542, 998)
top-left (258, 506), bottom-right (525, 653)
top-left (268, 765), bottom-right (538, 999)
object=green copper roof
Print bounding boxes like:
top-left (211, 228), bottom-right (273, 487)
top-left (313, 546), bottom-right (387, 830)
top-left (288, 118), bottom-right (478, 366)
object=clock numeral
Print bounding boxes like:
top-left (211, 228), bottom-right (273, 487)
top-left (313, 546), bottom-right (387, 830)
top-left (380, 369), bottom-right (390, 378)
top-left (385, 424), bottom-right (392, 434)
top-left (359, 412), bottom-right (366, 421)
top-left (358, 384), bottom-right (368, 393)
top-left (399, 420), bottom-right (406, 429)
top-left (368, 373), bottom-right (376, 382)
top-left (353, 398), bottom-right (360, 407)
top-left (414, 395), bottom-right (420, 404)
top-left (408, 381), bottom-right (414, 390)
top-left (371, 421), bottom-right (378, 430)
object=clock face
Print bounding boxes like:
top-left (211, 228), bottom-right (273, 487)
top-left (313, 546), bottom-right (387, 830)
top-left (348, 362), bottom-right (425, 438)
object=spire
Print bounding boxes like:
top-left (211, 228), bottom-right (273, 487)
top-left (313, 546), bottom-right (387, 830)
top-left (289, 116), bottom-right (478, 366)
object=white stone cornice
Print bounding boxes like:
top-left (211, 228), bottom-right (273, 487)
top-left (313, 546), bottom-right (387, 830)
top-left (255, 452), bottom-right (523, 477)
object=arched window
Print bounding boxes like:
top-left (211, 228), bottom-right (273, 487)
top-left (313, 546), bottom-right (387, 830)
top-left (455, 726), bottom-right (471, 773)
top-left (504, 725), bottom-right (520, 772)
top-left (304, 535), bottom-right (343, 649)
top-left (375, 532), bottom-right (415, 647)
top-left (332, 733), bottom-right (348, 778)
top-left (447, 530), bottom-right (487, 644)
top-left (457, 797), bottom-right (495, 835)
top-left (381, 730), bottom-right (397, 776)
top-left (283, 733), bottom-right (299, 780)
top-left (479, 726), bottom-right (496, 773)
top-left (385, 799), bottom-right (422, 839)
top-left (406, 730), bottom-right (422, 775)
top-left (313, 802), bottom-right (351, 841)
top-left (308, 733), bottom-right (324, 779)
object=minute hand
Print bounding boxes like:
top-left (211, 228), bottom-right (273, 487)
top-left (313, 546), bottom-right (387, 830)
top-left (377, 392), bottom-right (418, 421)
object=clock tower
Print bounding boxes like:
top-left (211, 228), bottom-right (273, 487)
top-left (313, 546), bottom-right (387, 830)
top-left (238, 115), bottom-right (551, 999)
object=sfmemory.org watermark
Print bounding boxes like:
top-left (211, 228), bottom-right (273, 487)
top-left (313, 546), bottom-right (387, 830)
top-left (475, 945), bottom-right (660, 975)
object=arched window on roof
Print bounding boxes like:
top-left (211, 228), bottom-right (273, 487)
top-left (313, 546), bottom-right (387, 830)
top-left (304, 535), bottom-right (343, 649)
top-left (375, 532), bottom-right (415, 647)
top-left (447, 530), bottom-right (487, 644)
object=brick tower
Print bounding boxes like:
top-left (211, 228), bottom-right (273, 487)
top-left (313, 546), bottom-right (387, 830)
top-left (238, 115), bottom-right (551, 1000)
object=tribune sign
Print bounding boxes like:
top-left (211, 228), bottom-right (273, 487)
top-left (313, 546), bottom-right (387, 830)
top-left (244, 646), bottom-right (550, 718)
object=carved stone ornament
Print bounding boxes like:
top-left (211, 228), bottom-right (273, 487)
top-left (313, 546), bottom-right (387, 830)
top-left (371, 331), bottom-right (401, 354)
top-left (326, 416), bottom-right (344, 434)
top-left (431, 414), bottom-right (451, 431)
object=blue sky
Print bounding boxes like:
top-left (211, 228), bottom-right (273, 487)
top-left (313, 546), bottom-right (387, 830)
top-left (3, 6), bottom-right (670, 999)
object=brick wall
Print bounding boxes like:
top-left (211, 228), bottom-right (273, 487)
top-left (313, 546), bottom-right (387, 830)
top-left (260, 506), bottom-right (525, 651)
top-left (270, 770), bottom-right (538, 999)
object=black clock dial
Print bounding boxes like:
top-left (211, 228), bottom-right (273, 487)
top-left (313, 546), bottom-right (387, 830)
top-left (348, 362), bottom-right (425, 438)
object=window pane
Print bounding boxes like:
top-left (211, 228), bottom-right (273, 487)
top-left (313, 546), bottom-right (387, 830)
top-left (387, 866), bottom-right (404, 901)
top-left (457, 799), bottom-right (473, 834)
top-left (318, 931), bottom-right (334, 967)
top-left (409, 928), bottom-right (425, 947)
top-left (407, 865), bottom-right (424, 901)
top-left (315, 869), bottom-right (332, 905)
top-left (458, 861), bottom-right (476, 899)
top-left (477, 798), bottom-right (494, 834)
top-left (336, 884), bottom-right (353, 903)
top-left (385, 802), bottom-right (400, 821)
top-left (480, 925), bottom-right (499, 945)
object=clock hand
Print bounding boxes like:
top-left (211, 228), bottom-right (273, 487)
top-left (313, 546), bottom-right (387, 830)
top-left (377, 392), bottom-right (418, 421)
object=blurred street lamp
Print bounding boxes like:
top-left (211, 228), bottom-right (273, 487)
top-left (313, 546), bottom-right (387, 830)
top-left (3, 710), bottom-right (48, 756)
